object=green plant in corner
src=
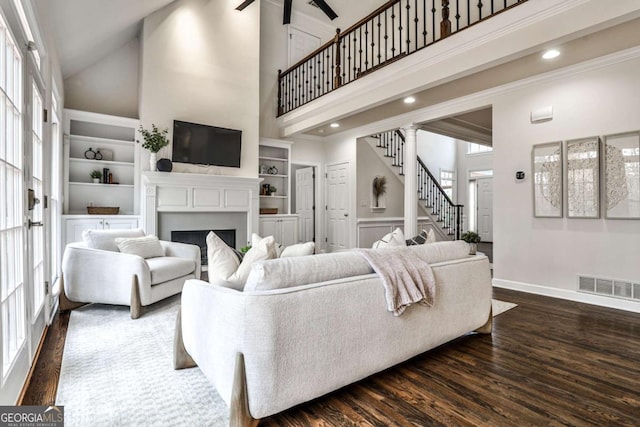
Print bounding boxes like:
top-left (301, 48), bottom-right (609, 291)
top-left (89, 170), bottom-right (102, 179)
top-left (138, 124), bottom-right (169, 153)
top-left (461, 231), bottom-right (481, 244)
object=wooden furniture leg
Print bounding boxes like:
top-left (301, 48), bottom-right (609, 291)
top-left (58, 274), bottom-right (88, 312)
top-left (130, 276), bottom-right (143, 320)
top-left (475, 306), bottom-right (493, 334)
top-left (173, 308), bottom-right (197, 370)
top-left (230, 353), bottom-right (260, 427)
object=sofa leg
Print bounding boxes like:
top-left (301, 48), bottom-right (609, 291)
top-left (230, 353), bottom-right (260, 427)
top-left (475, 306), bottom-right (493, 334)
top-left (173, 308), bottom-right (197, 370)
top-left (59, 274), bottom-right (88, 312)
top-left (130, 276), bottom-right (143, 320)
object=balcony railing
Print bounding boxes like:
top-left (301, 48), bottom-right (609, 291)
top-left (278, 0), bottom-right (527, 115)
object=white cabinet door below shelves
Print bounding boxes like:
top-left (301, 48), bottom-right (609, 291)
top-left (279, 217), bottom-right (298, 246)
top-left (64, 217), bottom-right (139, 246)
top-left (259, 217), bottom-right (278, 239)
top-left (259, 216), bottom-right (298, 246)
top-left (65, 219), bottom-right (103, 244)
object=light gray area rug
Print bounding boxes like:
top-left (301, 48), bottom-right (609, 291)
top-left (492, 299), bottom-right (517, 316)
top-left (56, 295), bottom-right (229, 427)
top-left (57, 295), bottom-right (517, 426)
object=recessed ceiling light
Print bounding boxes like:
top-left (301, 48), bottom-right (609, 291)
top-left (330, 123), bottom-right (340, 128)
top-left (404, 96), bottom-right (416, 104)
top-left (542, 49), bottom-right (560, 59)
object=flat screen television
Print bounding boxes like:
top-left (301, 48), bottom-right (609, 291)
top-left (172, 120), bottom-right (242, 168)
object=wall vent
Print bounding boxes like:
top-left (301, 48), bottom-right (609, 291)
top-left (579, 275), bottom-right (640, 302)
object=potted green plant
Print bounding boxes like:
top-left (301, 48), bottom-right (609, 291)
top-left (461, 231), bottom-right (481, 255)
top-left (90, 170), bottom-right (102, 183)
top-left (269, 186), bottom-right (277, 196)
top-left (138, 124), bottom-right (169, 171)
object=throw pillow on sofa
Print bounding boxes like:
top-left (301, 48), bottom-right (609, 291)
top-left (82, 228), bottom-right (145, 252)
top-left (251, 233), bottom-right (284, 257)
top-left (406, 229), bottom-right (436, 245)
top-left (372, 227), bottom-right (406, 248)
top-left (281, 241), bottom-right (315, 257)
top-left (115, 235), bottom-right (165, 259)
top-left (207, 231), bottom-right (277, 290)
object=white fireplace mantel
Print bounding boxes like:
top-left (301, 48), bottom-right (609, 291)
top-left (141, 171), bottom-right (262, 239)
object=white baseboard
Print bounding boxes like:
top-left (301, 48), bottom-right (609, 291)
top-left (493, 279), bottom-right (640, 314)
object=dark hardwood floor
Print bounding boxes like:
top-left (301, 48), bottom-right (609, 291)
top-left (23, 289), bottom-right (640, 426)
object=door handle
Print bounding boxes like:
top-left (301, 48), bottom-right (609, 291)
top-left (344, 213), bottom-right (349, 217)
top-left (28, 219), bottom-right (43, 228)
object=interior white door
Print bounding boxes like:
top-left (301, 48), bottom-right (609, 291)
top-left (295, 167), bottom-right (314, 243)
top-left (326, 163), bottom-right (349, 252)
top-left (288, 27), bottom-right (321, 67)
top-left (476, 177), bottom-right (493, 242)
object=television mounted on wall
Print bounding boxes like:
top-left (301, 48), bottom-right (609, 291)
top-left (172, 120), bottom-right (242, 168)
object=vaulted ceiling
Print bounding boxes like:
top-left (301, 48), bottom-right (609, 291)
top-left (34, 0), bottom-right (388, 79)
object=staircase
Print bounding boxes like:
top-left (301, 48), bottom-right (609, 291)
top-left (373, 129), bottom-right (463, 240)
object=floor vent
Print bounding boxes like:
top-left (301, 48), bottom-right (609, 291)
top-left (579, 275), bottom-right (640, 301)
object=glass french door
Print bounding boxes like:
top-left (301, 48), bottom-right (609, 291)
top-left (0, 9), bottom-right (27, 398)
top-left (0, 8), bottom-right (48, 403)
top-left (30, 80), bottom-right (45, 317)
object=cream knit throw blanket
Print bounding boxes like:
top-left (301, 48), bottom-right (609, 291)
top-left (357, 247), bottom-right (436, 316)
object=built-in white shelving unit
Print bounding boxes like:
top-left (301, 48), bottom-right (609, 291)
top-left (62, 109), bottom-right (141, 247)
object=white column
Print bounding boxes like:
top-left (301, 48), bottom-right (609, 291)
top-left (404, 125), bottom-right (418, 237)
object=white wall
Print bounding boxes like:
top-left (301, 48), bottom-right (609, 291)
top-left (493, 56), bottom-right (640, 294)
top-left (417, 131), bottom-right (457, 177)
top-left (140, 0), bottom-right (260, 177)
top-left (64, 38), bottom-right (139, 118)
top-left (357, 138), bottom-right (404, 218)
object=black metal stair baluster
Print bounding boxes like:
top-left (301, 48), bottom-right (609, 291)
top-left (478, 0), bottom-right (483, 20)
top-left (431, 0), bottom-right (436, 42)
top-left (467, 0), bottom-right (471, 26)
top-left (455, 0), bottom-right (460, 30)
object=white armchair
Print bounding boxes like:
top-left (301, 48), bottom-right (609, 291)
top-left (61, 229), bottom-right (201, 319)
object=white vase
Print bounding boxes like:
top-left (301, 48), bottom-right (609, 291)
top-left (149, 152), bottom-right (157, 171)
top-left (469, 242), bottom-right (478, 255)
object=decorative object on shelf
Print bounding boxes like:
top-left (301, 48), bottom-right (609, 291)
top-left (260, 164), bottom-right (268, 174)
top-left (156, 158), bottom-right (173, 172)
top-left (460, 231), bottom-right (481, 255)
top-left (94, 150), bottom-right (103, 160)
top-left (603, 131), bottom-right (640, 219)
top-left (87, 206), bottom-right (120, 215)
top-left (98, 148), bottom-right (113, 161)
top-left (84, 147), bottom-right (96, 159)
top-left (262, 184), bottom-right (270, 195)
top-left (102, 168), bottom-right (110, 184)
top-left (567, 137), bottom-right (600, 218)
top-left (532, 142), bottom-right (562, 218)
top-left (89, 170), bottom-right (102, 183)
top-left (372, 175), bottom-right (387, 208)
top-left (138, 124), bottom-right (169, 171)
top-left (269, 186), bottom-right (277, 196)
top-left (260, 208), bottom-right (278, 214)
top-left (268, 165), bottom-right (278, 175)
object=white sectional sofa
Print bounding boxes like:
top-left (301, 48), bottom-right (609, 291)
top-left (176, 241), bottom-right (492, 426)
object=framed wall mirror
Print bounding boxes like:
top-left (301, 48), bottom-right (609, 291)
top-left (566, 137), bottom-right (600, 219)
top-left (603, 131), bottom-right (640, 219)
top-left (532, 141), bottom-right (563, 218)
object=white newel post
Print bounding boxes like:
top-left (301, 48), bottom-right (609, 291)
top-left (404, 125), bottom-right (418, 238)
